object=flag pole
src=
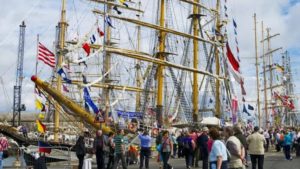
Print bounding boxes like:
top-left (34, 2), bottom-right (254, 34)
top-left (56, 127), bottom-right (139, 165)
top-left (35, 34), bottom-right (39, 76)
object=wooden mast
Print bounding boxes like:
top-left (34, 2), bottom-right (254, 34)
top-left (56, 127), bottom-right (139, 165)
top-left (103, 2), bottom-right (112, 123)
top-left (192, 0), bottom-right (200, 122)
top-left (135, 0), bottom-right (142, 112)
top-left (261, 21), bottom-right (268, 128)
top-left (55, 0), bottom-right (67, 142)
top-left (254, 13), bottom-right (261, 128)
top-left (156, 0), bottom-right (166, 128)
top-left (215, 0), bottom-right (221, 118)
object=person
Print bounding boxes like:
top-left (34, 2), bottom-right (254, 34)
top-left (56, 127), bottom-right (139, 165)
top-left (208, 127), bottom-right (228, 169)
top-left (75, 136), bottom-right (86, 169)
top-left (93, 130), bottom-right (106, 169)
top-left (247, 126), bottom-right (266, 169)
top-left (182, 132), bottom-right (195, 169)
top-left (233, 125), bottom-right (248, 167)
top-left (0, 135), bottom-right (9, 169)
top-left (107, 132), bottom-right (115, 169)
top-left (170, 133), bottom-right (178, 158)
top-left (283, 130), bottom-right (293, 160)
top-left (161, 130), bottom-right (173, 169)
top-left (263, 130), bottom-right (270, 152)
top-left (176, 132), bottom-right (184, 158)
top-left (197, 127), bottom-right (209, 169)
top-left (113, 129), bottom-right (127, 169)
top-left (224, 127), bottom-right (245, 169)
top-left (21, 125), bottom-right (28, 138)
top-left (138, 130), bottom-right (152, 169)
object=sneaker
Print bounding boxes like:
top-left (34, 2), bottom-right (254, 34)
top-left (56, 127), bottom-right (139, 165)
top-left (290, 157), bottom-right (293, 160)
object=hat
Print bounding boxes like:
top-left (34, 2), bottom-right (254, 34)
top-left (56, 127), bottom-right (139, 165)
top-left (202, 127), bottom-right (209, 132)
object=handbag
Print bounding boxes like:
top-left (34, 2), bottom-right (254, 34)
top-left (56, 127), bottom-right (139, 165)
top-left (226, 148), bottom-right (231, 162)
top-left (3, 150), bottom-right (9, 159)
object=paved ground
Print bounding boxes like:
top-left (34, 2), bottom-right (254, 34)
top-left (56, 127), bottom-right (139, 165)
top-left (128, 151), bottom-right (300, 169)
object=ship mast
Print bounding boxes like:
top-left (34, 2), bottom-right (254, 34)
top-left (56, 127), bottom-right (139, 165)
top-left (156, 0), bottom-right (166, 128)
top-left (261, 21), bottom-right (268, 128)
top-left (215, 0), bottom-right (221, 118)
top-left (135, 0), bottom-right (142, 112)
top-left (55, 0), bottom-right (67, 142)
top-left (192, 0), bottom-right (200, 122)
top-left (253, 13), bottom-right (261, 128)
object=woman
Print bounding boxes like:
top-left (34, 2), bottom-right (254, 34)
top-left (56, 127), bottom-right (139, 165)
top-left (107, 132), bottom-right (115, 169)
top-left (283, 130), bottom-right (293, 160)
top-left (75, 136), bottom-right (86, 169)
top-left (161, 130), bottom-right (173, 169)
top-left (0, 135), bottom-right (9, 169)
top-left (209, 128), bottom-right (228, 169)
top-left (183, 132), bottom-right (195, 169)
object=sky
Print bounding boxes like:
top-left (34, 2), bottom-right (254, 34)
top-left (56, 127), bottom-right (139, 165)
top-left (0, 0), bottom-right (300, 120)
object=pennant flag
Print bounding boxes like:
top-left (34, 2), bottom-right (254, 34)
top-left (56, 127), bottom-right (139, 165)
top-left (242, 97), bottom-right (245, 102)
top-left (224, 5), bottom-right (227, 11)
top-left (233, 19), bottom-right (237, 28)
top-left (226, 43), bottom-right (240, 72)
top-left (82, 75), bottom-right (88, 84)
top-left (78, 57), bottom-right (88, 67)
top-left (236, 46), bottom-right (239, 53)
top-left (38, 113), bottom-right (45, 120)
top-left (38, 141), bottom-right (51, 154)
top-left (84, 102), bottom-right (90, 112)
top-left (274, 64), bottom-right (284, 72)
top-left (243, 104), bottom-right (251, 116)
top-left (35, 99), bottom-right (45, 112)
top-left (38, 42), bottom-right (56, 68)
top-left (57, 68), bottom-right (72, 84)
top-left (97, 27), bottom-right (105, 37)
top-left (248, 104), bottom-right (254, 110)
top-left (82, 43), bottom-right (91, 56)
top-left (234, 29), bottom-right (237, 35)
top-left (63, 84), bottom-right (69, 92)
top-left (235, 37), bottom-right (238, 44)
top-left (113, 6), bottom-right (122, 15)
top-left (83, 87), bottom-right (99, 114)
top-left (90, 35), bottom-right (96, 44)
top-left (36, 120), bottom-right (46, 133)
top-left (241, 81), bottom-right (246, 95)
top-left (209, 98), bottom-right (213, 103)
top-left (105, 15), bottom-right (115, 28)
top-left (119, 0), bottom-right (129, 7)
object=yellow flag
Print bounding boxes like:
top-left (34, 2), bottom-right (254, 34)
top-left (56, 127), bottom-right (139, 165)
top-left (38, 113), bottom-right (45, 120)
top-left (36, 120), bottom-right (46, 133)
top-left (119, 0), bottom-right (125, 3)
top-left (35, 99), bottom-right (43, 110)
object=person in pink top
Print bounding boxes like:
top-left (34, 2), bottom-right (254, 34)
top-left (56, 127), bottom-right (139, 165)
top-left (0, 134), bottom-right (9, 169)
top-left (207, 138), bottom-right (214, 153)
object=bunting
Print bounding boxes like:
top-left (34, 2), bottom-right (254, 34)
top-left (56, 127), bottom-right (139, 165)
top-left (90, 35), bottom-right (96, 44)
top-left (97, 27), bottom-right (105, 37)
top-left (243, 104), bottom-right (251, 116)
top-left (83, 87), bottom-right (99, 114)
top-left (57, 68), bottom-right (72, 84)
top-left (105, 15), bottom-right (115, 28)
top-left (119, 0), bottom-right (129, 7)
top-left (36, 120), bottom-right (46, 134)
top-left (113, 6), bottom-right (122, 15)
top-left (82, 43), bottom-right (91, 56)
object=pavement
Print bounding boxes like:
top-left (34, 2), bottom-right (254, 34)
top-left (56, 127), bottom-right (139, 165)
top-left (128, 150), bottom-right (300, 169)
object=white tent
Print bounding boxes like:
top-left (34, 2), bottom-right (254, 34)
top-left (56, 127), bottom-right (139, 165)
top-left (200, 117), bottom-right (220, 126)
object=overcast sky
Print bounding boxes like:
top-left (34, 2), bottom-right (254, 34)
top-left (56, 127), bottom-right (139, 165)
top-left (0, 0), bottom-right (299, 116)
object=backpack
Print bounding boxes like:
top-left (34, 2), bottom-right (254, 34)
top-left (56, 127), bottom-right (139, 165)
top-left (183, 138), bottom-right (192, 152)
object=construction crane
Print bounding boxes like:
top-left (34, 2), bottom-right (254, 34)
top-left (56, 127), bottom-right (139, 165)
top-left (12, 21), bottom-right (26, 126)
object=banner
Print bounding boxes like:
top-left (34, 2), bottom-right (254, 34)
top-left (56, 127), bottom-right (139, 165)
top-left (116, 110), bottom-right (143, 120)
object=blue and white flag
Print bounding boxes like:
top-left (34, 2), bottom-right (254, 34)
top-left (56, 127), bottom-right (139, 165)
top-left (83, 87), bottom-right (99, 114)
top-left (105, 15), bottom-right (115, 28)
top-left (57, 68), bottom-right (72, 84)
top-left (90, 34), bottom-right (96, 44)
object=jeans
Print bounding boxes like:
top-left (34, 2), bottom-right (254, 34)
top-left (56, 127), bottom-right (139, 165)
top-left (76, 154), bottom-right (84, 169)
top-left (113, 153), bottom-right (127, 169)
top-left (250, 154), bottom-right (264, 169)
top-left (0, 151), bottom-right (3, 169)
top-left (209, 161), bottom-right (228, 169)
top-left (173, 144), bottom-right (177, 157)
top-left (202, 155), bottom-right (209, 169)
top-left (284, 145), bottom-right (291, 160)
top-left (161, 152), bottom-right (172, 169)
top-left (96, 150), bottom-right (105, 169)
top-left (265, 138), bottom-right (270, 152)
top-left (185, 153), bottom-right (193, 168)
top-left (178, 145), bottom-right (183, 158)
top-left (140, 147), bottom-right (151, 169)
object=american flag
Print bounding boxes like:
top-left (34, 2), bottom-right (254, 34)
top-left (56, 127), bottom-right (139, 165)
top-left (38, 42), bottom-right (56, 68)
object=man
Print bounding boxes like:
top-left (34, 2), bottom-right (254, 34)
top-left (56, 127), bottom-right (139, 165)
top-left (224, 127), bottom-right (245, 169)
top-left (263, 130), bottom-right (270, 152)
top-left (197, 127), bottom-right (209, 169)
top-left (93, 130), bottom-right (105, 169)
top-left (0, 135), bottom-right (9, 169)
top-left (113, 129), bottom-right (127, 169)
top-left (138, 130), bottom-right (152, 169)
top-left (183, 132), bottom-right (195, 169)
top-left (176, 132), bottom-right (184, 158)
top-left (171, 133), bottom-right (177, 158)
top-left (247, 126), bottom-right (266, 169)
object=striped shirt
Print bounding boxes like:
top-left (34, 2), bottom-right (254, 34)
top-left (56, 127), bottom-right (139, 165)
top-left (114, 135), bottom-right (124, 154)
top-left (0, 137), bottom-right (9, 151)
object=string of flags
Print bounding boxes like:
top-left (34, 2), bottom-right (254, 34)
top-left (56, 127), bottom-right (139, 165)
top-left (119, 0), bottom-right (129, 8)
top-left (83, 87), bottom-right (99, 114)
top-left (57, 68), bottom-right (72, 84)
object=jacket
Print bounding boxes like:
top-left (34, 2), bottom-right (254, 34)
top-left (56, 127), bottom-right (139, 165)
top-left (247, 132), bottom-right (266, 155)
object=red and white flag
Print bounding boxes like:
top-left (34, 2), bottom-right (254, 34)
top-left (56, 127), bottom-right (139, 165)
top-left (38, 42), bottom-right (56, 68)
